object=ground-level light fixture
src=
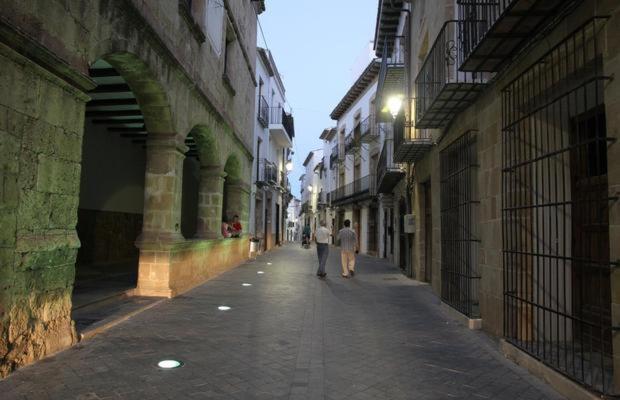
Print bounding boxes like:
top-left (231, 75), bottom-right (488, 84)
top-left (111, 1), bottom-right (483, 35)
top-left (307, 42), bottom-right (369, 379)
top-left (387, 95), bottom-right (403, 119)
top-left (267, 262), bottom-right (272, 265)
top-left (285, 160), bottom-right (293, 171)
top-left (218, 306), bottom-right (231, 311)
top-left (158, 360), bottom-right (183, 369)
top-left (257, 271), bottom-right (264, 274)
top-left (242, 283), bottom-right (252, 287)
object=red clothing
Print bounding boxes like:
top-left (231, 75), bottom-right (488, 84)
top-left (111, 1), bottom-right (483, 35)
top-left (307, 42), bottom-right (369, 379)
top-left (232, 222), bottom-right (242, 232)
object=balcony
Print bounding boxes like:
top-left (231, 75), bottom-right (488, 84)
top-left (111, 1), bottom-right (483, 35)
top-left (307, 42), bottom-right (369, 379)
top-left (279, 171), bottom-right (290, 193)
top-left (415, 21), bottom-right (490, 129)
top-left (299, 202), bottom-right (309, 216)
top-left (330, 175), bottom-right (376, 206)
top-left (392, 118), bottom-right (434, 163)
top-left (256, 159), bottom-right (278, 188)
top-left (317, 190), bottom-right (329, 209)
top-left (257, 95), bottom-right (269, 127)
top-left (458, 0), bottom-right (581, 72)
top-left (376, 36), bottom-right (407, 122)
top-left (329, 144), bottom-right (343, 167)
top-left (360, 114), bottom-right (379, 143)
top-left (377, 135), bottom-right (405, 194)
top-left (344, 130), bottom-right (361, 155)
top-left (269, 107), bottom-right (294, 148)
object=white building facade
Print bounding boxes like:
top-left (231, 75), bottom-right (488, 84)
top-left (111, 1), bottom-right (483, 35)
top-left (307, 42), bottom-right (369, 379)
top-left (249, 48), bottom-right (295, 252)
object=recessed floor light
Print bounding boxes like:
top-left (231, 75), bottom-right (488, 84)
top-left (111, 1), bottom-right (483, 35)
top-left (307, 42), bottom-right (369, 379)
top-left (242, 283), bottom-right (252, 287)
top-left (218, 306), bottom-right (231, 311)
top-left (267, 262), bottom-right (272, 265)
top-left (257, 271), bottom-right (264, 274)
top-left (158, 360), bottom-right (183, 369)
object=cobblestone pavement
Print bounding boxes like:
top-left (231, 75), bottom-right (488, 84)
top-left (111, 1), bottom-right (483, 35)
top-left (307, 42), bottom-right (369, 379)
top-left (0, 244), bottom-right (564, 400)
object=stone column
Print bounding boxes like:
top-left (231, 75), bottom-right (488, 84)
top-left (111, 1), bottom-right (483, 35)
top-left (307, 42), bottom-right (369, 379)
top-left (224, 181), bottom-right (251, 230)
top-left (134, 134), bottom-right (186, 298)
top-left (138, 134), bottom-right (187, 244)
top-left (196, 166), bottom-right (226, 239)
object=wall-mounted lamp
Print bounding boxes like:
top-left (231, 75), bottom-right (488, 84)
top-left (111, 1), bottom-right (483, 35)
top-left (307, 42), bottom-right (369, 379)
top-left (285, 160), bottom-right (293, 171)
top-left (387, 95), bottom-right (404, 119)
top-left (307, 185), bottom-right (313, 193)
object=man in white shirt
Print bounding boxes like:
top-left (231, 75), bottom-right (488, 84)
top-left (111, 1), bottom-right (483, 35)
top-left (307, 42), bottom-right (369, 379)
top-left (315, 220), bottom-right (331, 278)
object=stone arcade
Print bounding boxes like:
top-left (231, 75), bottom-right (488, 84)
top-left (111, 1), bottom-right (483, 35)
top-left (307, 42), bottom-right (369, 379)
top-left (0, 0), bottom-right (264, 376)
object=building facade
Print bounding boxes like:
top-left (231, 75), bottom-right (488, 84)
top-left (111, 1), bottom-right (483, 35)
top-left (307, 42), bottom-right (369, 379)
top-left (299, 150), bottom-right (324, 235)
top-left (374, 0), bottom-right (620, 396)
top-left (319, 58), bottom-right (408, 264)
top-left (250, 47), bottom-right (294, 253)
top-left (0, 0), bottom-right (264, 376)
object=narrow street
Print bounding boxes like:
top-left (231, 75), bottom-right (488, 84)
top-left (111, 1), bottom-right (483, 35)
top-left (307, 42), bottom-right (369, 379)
top-left (1, 245), bottom-right (563, 400)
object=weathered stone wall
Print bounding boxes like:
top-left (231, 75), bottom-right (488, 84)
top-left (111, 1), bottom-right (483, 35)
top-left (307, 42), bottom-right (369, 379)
top-left (0, 0), bottom-right (259, 376)
top-left (0, 44), bottom-right (85, 376)
top-left (409, 0), bottom-right (620, 342)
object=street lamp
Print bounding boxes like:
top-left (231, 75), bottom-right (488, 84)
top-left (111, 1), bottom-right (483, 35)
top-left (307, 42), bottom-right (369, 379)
top-left (285, 160), bottom-right (293, 171)
top-left (307, 185), bottom-right (313, 193)
top-left (387, 95), bottom-right (403, 119)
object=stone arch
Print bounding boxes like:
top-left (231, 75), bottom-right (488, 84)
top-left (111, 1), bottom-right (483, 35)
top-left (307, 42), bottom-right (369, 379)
top-left (190, 125), bottom-right (221, 168)
top-left (94, 52), bottom-right (176, 137)
top-left (224, 153), bottom-right (242, 182)
top-left (222, 153), bottom-right (249, 235)
top-left (73, 50), bottom-right (181, 321)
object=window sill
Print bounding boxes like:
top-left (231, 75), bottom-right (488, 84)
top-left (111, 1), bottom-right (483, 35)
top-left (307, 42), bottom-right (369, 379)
top-left (178, 1), bottom-right (206, 44)
top-left (222, 73), bottom-right (236, 96)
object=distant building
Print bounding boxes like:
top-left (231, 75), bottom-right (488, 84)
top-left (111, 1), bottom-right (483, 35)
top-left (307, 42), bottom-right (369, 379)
top-left (299, 150), bottom-right (324, 236)
top-left (286, 197), bottom-right (302, 242)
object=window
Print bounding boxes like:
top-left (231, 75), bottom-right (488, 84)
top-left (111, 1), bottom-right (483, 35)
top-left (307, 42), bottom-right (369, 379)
top-left (205, 0), bottom-right (224, 54)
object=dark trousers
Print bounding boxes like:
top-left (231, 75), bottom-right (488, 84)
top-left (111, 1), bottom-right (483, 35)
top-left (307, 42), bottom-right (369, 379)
top-left (316, 243), bottom-right (329, 275)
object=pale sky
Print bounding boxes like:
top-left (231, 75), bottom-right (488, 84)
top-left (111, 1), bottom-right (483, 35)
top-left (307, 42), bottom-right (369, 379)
top-left (257, 0), bottom-right (378, 197)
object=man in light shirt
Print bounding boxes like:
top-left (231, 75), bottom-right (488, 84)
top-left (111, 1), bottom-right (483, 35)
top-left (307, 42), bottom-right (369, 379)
top-left (315, 220), bottom-right (331, 278)
top-left (337, 219), bottom-right (357, 278)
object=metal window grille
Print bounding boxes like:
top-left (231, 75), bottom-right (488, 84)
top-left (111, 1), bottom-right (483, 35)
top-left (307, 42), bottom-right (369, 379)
top-left (440, 130), bottom-right (480, 318)
top-left (501, 17), bottom-right (617, 395)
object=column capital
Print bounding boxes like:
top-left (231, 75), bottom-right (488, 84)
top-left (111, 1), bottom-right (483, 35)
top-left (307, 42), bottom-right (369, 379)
top-left (200, 165), bottom-right (227, 178)
top-left (146, 132), bottom-right (189, 154)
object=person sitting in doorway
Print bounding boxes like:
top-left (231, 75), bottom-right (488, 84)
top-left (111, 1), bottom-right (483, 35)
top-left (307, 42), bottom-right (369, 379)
top-left (221, 219), bottom-right (232, 238)
top-left (230, 215), bottom-right (242, 238)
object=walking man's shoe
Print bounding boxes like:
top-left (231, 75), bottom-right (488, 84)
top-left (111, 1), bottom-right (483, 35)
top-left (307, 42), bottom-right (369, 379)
top-left (341, 273), bottom-right (349, 279)
top-left (349, 270), bottom-right (355, 277)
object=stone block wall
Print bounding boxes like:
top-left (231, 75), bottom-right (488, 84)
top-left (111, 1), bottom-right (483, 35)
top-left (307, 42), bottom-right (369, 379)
top-left (0, 45), bottom-right (86, 376)
top-left (0, 0), bottom-right (259, 376)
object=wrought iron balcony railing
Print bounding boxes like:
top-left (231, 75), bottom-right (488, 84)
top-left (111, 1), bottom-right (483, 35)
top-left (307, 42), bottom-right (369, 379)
top-left (458, 0), bottom-right (582, 72)
top-left (376, 133), bottom-right (405, 193)
top-left (257, 95), bottom-right (269, 127)
top-left (299, 202), bottom-right (309, 216)
top-left (360, 114), bottom-right (379, 143)
top-left (330, 174), bottom-right (376, 205)
top-left (269, 106), bottom-right (295, 141)
top-left (279, 171), bottom-right (290, 192)
top-left (256, 158), bottom-right (278, 186)
top-left (392, 116), bottom-right (433, 163)
top-left (344, 130), bottom-right (361, 155)
top-left (329, 144), bottom-right (339, 167)
top-left (414, 20), bottom-right (490, 129)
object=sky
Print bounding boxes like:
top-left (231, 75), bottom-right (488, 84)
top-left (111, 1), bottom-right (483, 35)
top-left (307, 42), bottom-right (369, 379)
top-left (257, 0), bottom-right (378, 198)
